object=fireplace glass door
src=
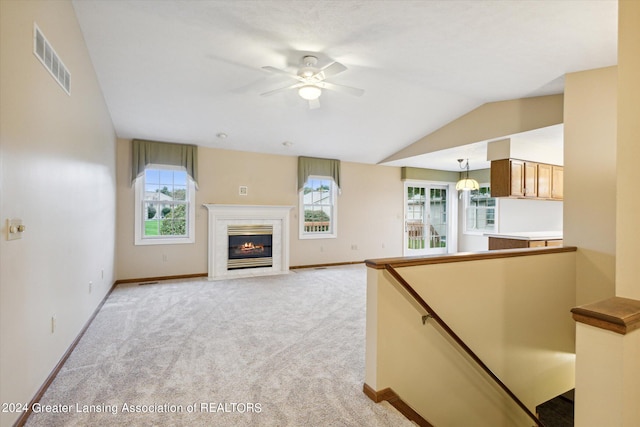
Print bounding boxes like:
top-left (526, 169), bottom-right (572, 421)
top-left (227, 225), bottom-right (273, 270)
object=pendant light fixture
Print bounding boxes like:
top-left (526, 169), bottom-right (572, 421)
top-left (455, 158), bottom-right (480, 191)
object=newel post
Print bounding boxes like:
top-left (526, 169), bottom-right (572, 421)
top-left (571, 297), bottom-right (640, 426)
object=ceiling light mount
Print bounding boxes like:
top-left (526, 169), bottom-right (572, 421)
top-left (298, 55), bottom-right (319, 79)
top-left (301, 55), bottom-right (318, 66)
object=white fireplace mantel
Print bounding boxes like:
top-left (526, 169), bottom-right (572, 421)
top-left (204, 204), bottom-right (294, 280)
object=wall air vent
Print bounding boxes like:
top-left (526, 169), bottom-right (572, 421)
top-left (33, 23), bottom-right (70, 95)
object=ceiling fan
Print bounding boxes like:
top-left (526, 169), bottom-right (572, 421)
top-left (260, 55), bottom-right (364, 109)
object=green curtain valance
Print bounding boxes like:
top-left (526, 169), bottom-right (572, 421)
top-left (131, 139), bottom-right (198, 187)
top-left (297, 156), bottom-right (341, 191)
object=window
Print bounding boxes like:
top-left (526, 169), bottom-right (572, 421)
top-left (464, 184), bottom-right (497, 234)
top-left (299, 176), bottom-right (337, 239)
top-left (135, 166), bottom-right (195, 245)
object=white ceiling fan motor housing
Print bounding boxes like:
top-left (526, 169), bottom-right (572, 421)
top-left (298, 55), bottom-right (319, 78)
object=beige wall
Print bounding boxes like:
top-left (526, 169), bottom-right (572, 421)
top-left (574, 3), bottom-right (640, 426)
top-left (575, 322), bottom-right (640, 427)
top-left (616, 0), bottom-right (640, 300)
top-left (564, 66), bottom-right (617, 306)
top-left (0, 2), bottom-right (117, 426)
top-left (614, 3), bottom-right (640, 419)
top-left (366, 251), bottom-right (576, 426)
top-left (116, 140), bottom-right (405, 280)
top-left (401, 166), bottom-right (459, 182)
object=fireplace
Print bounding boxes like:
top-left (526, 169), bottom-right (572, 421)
top-left (227, 225), bottom-right (273, 270)
top-left (204, 204), bottom-right (294, 280)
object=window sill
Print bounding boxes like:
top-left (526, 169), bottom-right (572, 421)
top-left (463, 231), bottom-right (493, 236)
top-left (135, 236), bottom-right (194, 246)
top-left (299, 233), bottom-right (337, 240)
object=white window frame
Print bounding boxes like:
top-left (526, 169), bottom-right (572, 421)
top-left (403, 180), bottom-right (458, 255)
top-left (134, 165), bottom-right (196, 245)
top-left (299, 175), bottom-right (338, 240)
top-left (463, 183), bottom-right (498, 235)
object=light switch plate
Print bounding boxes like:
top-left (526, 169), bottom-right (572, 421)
top-left (7, 218), bottom-right (23, 241)
top-left (239, 186), bottom-right (248, 196)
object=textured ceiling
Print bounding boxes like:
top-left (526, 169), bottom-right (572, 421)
top-left (71, 0), bottom-right (617, 170)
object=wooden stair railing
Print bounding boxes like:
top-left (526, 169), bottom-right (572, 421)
top-left (384, 263), bottom-right (545, 427)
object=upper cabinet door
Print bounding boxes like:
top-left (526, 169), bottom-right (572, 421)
top-left (523, 162), bottom-right (538, 198)
top-left (537, 163), bottom-right (552, 199)
top-left (510, 160), bottom-right (525, 197)
top-left (552, 166), bottom-right (564, 199)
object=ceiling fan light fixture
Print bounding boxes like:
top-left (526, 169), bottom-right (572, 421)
top-left (298, 85), bottom-right (322, 100)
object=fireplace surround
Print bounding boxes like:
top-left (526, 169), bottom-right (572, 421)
top-left (204, 204), bottom-right (293, 280)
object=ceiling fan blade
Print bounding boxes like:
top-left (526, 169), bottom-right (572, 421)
top-left (261, 66), bottom-right (304, 82)
top-left (311, 61), bottom-right (347, 82)
top-left (318, 81), bottom-right (364, 97)
top-left (260, 82), bottom-right (303, 97)
top-left (308, 98), bottom-right (321, 109)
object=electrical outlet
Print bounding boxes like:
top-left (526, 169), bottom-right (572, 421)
top-left (162, 254), bottom-right (168, 262)
top-left (351, 244), bottom-right (358, 250)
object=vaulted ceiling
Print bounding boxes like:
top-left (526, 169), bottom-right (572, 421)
top-left (71, 0), bottom-right (617, 170)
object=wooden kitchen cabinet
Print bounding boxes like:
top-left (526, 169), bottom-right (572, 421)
top-left (528, 240), bottom-right (546, 248)
top-left (488, 237), bottom-right (564, 250)
top-left (490, 159), bottom-right (563, 200)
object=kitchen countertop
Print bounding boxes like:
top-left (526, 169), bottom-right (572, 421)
top-left (484, 231), bottom-right (563, 241)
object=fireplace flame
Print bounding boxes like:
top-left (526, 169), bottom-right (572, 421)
top-left (239, 241), bottom-right (264, 253)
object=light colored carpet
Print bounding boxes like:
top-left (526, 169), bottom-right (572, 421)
top-left (26, 264), bottom-right (414, 427)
